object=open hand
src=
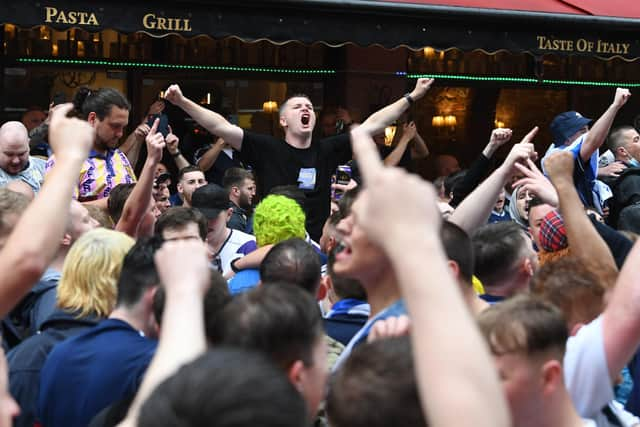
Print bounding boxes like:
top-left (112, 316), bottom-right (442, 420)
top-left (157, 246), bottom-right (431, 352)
top-left (598, 161), bottom-right (627, 178)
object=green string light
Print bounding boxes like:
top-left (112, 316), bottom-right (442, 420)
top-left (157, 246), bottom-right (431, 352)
top-left (408, 73), bottom-right (640, 87)
top-left (15, 58), bottom-right (336, 74)
top-left (14, 59), bottom-right (640, 86)
top-left (409, 73), bottom-right (538, 83)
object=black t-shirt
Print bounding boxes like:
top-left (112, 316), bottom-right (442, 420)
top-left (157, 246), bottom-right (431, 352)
top-left (194, 144), bottom-right (244, 186)
top-left (239, 131), bottom-right (352, 240)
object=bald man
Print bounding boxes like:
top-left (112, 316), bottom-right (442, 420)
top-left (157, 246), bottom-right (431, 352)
top-left (0, 122), bottom-right (46, 193)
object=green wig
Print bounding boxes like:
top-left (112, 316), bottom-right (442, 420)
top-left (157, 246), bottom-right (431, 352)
top-left (254, 195), bottom-right (306, 247)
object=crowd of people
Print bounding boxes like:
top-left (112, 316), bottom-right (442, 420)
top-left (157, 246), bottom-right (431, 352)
top-left (0, 76), bottom-right (638, 427)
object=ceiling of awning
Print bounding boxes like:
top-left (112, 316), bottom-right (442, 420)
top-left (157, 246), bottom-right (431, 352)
top-left (2, 0), bottom-right (640, 60)
top-left (376, 0), bottom-right (640, 18)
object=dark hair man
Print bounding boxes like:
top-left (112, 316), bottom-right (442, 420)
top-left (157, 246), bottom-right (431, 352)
top-left (322, 249), bottom-right (369, 346)
top-left (191, 184), bottom-right (255, 275)
top-left (326, 336), bottom-right (425, 427)
top-left (37, 237), bottom-right (161, 427)
top-left (46, 87), bottom-right (135, 210)
top-left (472, 221), bottom-right (537, 304)
top-left (154, 206), bottom-right (207, 242)
top-left (138, 349), bottom-right (307, 427)
top-left (209, 283), bottom-right (327, 418)
top-left (176, 165), bottom-right (207, 208)
top-left (164, 78), bottom-right (435, 240)
top-left (108, 183), bottom-right (136, 225)
top-left (222, 167), bottom-right (255, 232)
top-left (441, 220), bottom-right (488, 314)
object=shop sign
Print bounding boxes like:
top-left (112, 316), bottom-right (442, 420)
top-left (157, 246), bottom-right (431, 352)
top-left (536, 35), bottom-right (631, 56)
top-left (44, 6), bottom-right (99, 26)
top-left (142, 13), bottom-right (192, 32)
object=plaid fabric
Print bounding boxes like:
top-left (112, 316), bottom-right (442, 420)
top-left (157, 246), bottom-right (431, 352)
top-left (539, 210), bottom-right (568, 252)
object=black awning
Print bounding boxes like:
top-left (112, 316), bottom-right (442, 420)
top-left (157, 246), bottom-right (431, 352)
top-left (3, 0), bottom-right (640, 60)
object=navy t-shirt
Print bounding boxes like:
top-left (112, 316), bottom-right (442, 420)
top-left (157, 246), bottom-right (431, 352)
top-left (37, 318), bottom-right (157, 427)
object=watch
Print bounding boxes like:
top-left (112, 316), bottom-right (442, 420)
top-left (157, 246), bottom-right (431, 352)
top-left (171, 150), bottom-right (181, 158)
top-left (403, 93), bottom-right (414, 105)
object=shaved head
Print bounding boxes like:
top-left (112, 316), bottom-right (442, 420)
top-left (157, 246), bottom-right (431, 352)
top-left (0, 122), bottom-right (30, 174)
top-left (0, 122), bottom-right (29, 145)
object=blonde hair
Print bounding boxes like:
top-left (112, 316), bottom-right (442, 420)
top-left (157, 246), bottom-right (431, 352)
top-left (57, 228), bottom-right (135, 317)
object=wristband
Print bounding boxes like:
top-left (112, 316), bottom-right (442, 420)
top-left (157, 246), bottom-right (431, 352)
top-left (171, 150), bottom-right (181, 158)
top-left (403, 93), bottom-right (414, 105)
top-left (230, 258), bottom-right (242, 273)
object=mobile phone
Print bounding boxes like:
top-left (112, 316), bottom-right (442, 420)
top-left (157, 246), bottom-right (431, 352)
top-left (147, 113), bottom-right (170, 138)
top-left (332, 165), bottom-right (352, 201)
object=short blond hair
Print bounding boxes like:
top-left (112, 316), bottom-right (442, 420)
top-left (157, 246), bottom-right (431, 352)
top-left (57, 228), bottom-right (135, 317)
top-left (0, 188), bottom-right (29, 237)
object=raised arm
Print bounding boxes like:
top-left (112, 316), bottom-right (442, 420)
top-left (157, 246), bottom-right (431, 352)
top-left (119, 123), bottom-right (149, 168)
top-left (116, 119), bottom-right (165, 238)
top-left (450, 127), bottom-right (538, 233)
top-left (196, 137), bottom-right (226, 172)
top-left (118, 240), bottom-right (211, 427)
top-left (350, 126), bottom-right (510, 427)
top-left (513, 159), bottom-right (559, 208)
top-left (0, 104), bottom-right (93, 317)
top-left (449, 128), bottom-right (512, 207)
top-left (164, 85), bottom-right (243, 151)
top-left (357, 78), bottom-right (434, 136)
top-left (545, 151), bottom-right (617, 273)
top-left (580, 88), bottom-right (630, 163)
top-left (410, 126), bottom-right (429, 159)
top-left (165, 125), bottom-right (190, 170)
top-left (383, 122), bottom-right (416, 167)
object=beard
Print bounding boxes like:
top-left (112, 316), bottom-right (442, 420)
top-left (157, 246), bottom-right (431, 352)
top-left (238, 193), bottom-right (252, 210)
top-left (95, 133), bottom-right (120, 152)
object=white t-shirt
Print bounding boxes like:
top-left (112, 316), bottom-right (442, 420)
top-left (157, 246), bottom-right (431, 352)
top-left (217, 229), bottom-right (255, 275)
top-left (564, 316), bottom-right (640, 427)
